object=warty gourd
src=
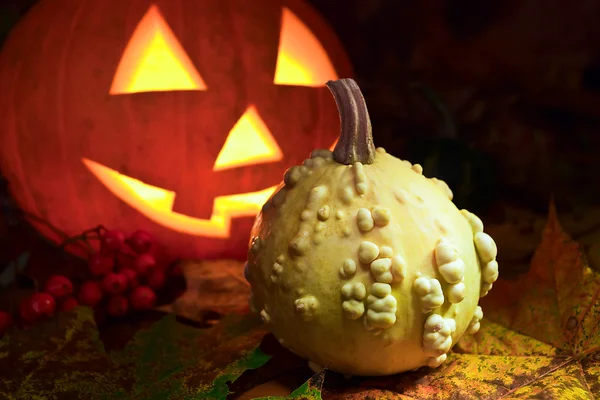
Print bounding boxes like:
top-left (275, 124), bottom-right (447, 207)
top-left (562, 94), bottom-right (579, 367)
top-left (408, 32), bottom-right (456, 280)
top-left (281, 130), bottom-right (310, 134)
top-left (244, 78), bottom-right (499, 376)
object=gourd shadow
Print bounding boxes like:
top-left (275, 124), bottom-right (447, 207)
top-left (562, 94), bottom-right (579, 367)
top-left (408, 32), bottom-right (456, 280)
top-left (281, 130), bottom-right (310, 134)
top-left (228, 331), bottom-right (447, 398)
top-left (323, 366), bottom-right (440, 397)
top-left (227, 333), bottom-right (311, 399)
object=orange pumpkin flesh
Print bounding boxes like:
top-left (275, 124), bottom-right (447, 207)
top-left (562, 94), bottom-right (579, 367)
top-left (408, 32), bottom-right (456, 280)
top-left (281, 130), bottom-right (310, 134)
top-left (0, 0), bottom-right (352, 260)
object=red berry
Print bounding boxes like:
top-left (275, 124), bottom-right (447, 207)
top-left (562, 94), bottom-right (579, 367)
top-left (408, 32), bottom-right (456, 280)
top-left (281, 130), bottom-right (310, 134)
top-left (44, 275), bottom-right (73, 299)
top-left (60, 297), bottom-right (79, 312)
top-left (88, 253), bottom-right (114, 276)
top-left (107, 296), bottom-right (129, 317)
top-left (130, 286), bottom-right (157, 310)
top-left (121, 268), bottom-right (139, 289)
top-left (0, 311), bottom-right (13, 336)
top-left (126, 230), bottom-right (155, 254)
top-left (78, 281), bottom-right (103, 307)
top-left (146, 268), bottom-right (166, 291)
top-left (102, 273), bottom-right (128, 295)
top-left (100, 229), bottom-right (126, 253)
top-left (19, 297), bottom-right (37, 323)
top-left (133, 254), bottom-right (156, 275)
top-left (29, 292), bottom-right (56, 318)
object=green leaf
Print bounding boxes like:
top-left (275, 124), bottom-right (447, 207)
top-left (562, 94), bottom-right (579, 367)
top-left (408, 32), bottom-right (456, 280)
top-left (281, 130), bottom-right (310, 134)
top-left (196, 343), bottom-right (271, 399)
top-left (255, 369), bottom-right (325, 400)
top-left (0, 251), bottom-right (30, 288)
top-left (108, 314), bottom-right (209, 400)
top-left (179, 313), bottom-right (270, 398)
top-left (111, 312), bottom-right (270, 399)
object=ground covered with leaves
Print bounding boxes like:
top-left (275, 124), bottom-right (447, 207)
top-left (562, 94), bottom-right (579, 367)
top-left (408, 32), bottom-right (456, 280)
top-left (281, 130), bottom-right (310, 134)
top-left (1, 204), bottom-right (599, 399)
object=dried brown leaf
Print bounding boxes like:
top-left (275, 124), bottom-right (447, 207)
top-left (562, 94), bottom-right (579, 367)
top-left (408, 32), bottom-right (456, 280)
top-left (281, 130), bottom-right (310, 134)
top-left (159, 259), bottom-right (250, 322)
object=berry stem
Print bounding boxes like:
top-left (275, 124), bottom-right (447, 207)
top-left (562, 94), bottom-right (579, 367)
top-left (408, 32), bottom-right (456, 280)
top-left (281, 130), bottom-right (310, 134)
top-left (326, 78), bottom-right (376, 165)
top-left (3, 203), bottom-right (111, 255)
top-left (59, 226), bottom-right (104, 253)
top-left (4, 204), bottom-right (90, 253)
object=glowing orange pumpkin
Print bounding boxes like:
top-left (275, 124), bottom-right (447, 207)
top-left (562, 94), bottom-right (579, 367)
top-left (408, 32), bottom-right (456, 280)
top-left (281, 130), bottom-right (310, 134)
top-left (0, 0), bottom-right (352, 260)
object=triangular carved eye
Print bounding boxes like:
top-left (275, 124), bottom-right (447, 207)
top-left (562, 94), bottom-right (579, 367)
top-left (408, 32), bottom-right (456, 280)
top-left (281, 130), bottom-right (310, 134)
top-left (110, 5), bottom-right (207, 94)
top-left (274, 7), bottom-right (338, 87)
top-left (213, 106), bottom-right (283, 171)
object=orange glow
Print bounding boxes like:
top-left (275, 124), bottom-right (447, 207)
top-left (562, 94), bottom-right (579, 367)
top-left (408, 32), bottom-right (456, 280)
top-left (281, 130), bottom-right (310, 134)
top-left (329, 138), bottom-right (338, 151)
top-left (274, 7), bottom-right (338, 87)
top-left (213, 105), bottom-right (283, 171)
top-left (82, 158), bottom-right (276, 237)
top-left (110, 5), bottom-right (206, 94)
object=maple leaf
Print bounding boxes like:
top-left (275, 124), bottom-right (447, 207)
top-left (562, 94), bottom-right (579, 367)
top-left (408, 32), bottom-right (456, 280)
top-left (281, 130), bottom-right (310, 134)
top-left (476, 201), bottom-right (600, 397)
top-left (251, 201), bottom-right (600, 399)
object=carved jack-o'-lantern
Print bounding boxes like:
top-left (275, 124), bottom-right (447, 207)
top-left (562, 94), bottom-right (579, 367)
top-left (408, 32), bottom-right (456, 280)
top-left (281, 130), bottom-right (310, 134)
top-left (0, 0), bottom-right (352, 259)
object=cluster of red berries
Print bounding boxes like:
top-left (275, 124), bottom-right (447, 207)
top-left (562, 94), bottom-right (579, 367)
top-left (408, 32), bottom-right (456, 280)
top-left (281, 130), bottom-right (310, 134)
top-left (0, 229), bottom-right (183, 337)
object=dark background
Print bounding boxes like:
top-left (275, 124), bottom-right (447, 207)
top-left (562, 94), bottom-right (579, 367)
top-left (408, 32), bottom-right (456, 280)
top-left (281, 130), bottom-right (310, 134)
top-left (2, 0), bottom-right (600, 277)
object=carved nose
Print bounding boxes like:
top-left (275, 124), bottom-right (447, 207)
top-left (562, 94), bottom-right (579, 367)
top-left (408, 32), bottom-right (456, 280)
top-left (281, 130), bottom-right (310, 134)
top-left (212, 105), bottom-right (284, 171)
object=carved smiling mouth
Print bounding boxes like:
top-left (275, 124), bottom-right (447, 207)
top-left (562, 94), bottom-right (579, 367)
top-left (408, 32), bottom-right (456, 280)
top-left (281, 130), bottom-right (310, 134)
top-left (82, 157), bottom-right (278, 238)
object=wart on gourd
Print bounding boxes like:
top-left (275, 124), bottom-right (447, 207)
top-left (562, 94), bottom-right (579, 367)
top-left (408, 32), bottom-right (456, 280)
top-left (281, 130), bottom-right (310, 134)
top-left (245, 78), bottom-right (500, 376)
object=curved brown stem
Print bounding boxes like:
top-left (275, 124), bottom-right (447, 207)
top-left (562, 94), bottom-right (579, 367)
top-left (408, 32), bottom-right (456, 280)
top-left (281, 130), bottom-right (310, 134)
top-left (4, 202), bottom-right (105, 255)
top-left (326, 78), bottom-right (375, 165)
top-left (6, 205), bottom-right (90, 254)
top-left (59, 225), bottom-right (103, 253)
